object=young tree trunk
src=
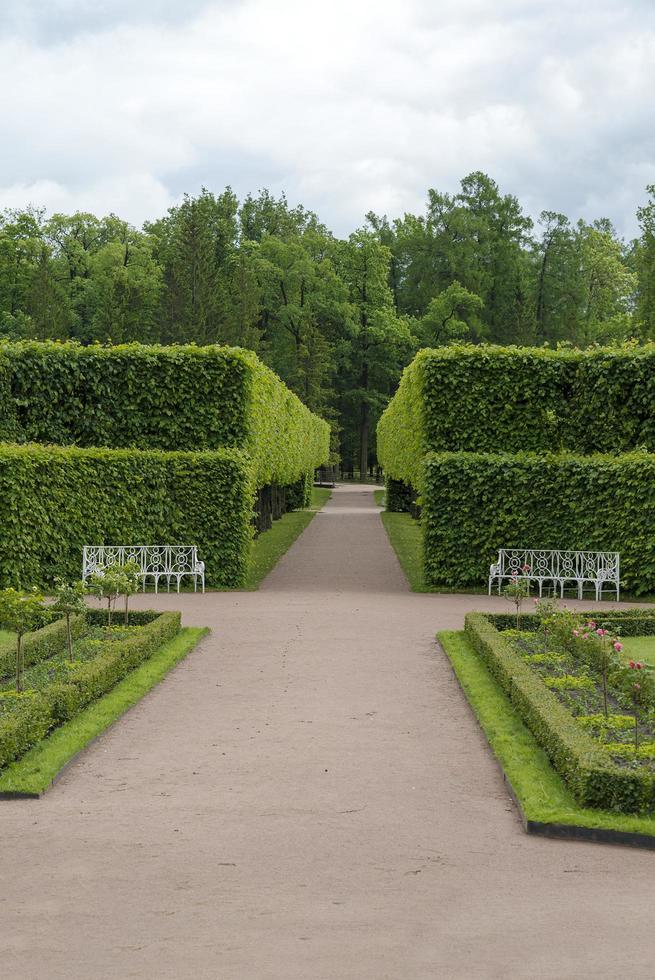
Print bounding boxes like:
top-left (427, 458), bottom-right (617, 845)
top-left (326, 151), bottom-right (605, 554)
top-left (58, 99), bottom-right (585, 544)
top-left (66, 612), bottom-right (73, 661)
top-left (107, 596), bottom-right (112, 627)
top-left (359, 361), bottom-right (369, 480)
top-left (16, 634), bottom-right (23, 692)
top-left (124, 594), bottom-right (129, 626)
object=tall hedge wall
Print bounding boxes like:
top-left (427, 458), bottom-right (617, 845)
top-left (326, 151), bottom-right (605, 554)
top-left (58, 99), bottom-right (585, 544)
top-left (0, 341), bottom-right (329, 487)
top-left (0, 443), bottom-right (253, 588)
top-left (378, 344), bottom-right (655, 488)
top-left (422, 451), bottom-right (655, 595)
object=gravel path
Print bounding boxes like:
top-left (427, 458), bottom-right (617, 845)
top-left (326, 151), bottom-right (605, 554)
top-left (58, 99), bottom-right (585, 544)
top-left (2, 484), bottom-right (654, 979)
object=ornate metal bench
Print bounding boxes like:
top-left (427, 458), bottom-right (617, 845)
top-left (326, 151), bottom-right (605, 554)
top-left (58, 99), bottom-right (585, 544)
top-left (82, 545), bottom-right (205, 593)
top-left (488, 549), bottom-right (620, 601)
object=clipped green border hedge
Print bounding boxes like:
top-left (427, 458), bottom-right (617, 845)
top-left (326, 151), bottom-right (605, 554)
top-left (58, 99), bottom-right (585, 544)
top-left (0, 341), bottom-right (329, 488)
top-left (421, 450), bottom-right (655, 595)
top-left (0, 611), bottom-right (181, 771)
top-left (465, 612), bottom-right (654, 813)
top-left (0, 613), bottom-right (87, 678)
top-left (0, 444), bottom-right (254, 588)
top-left (378, 344), bottom-right (655, 488)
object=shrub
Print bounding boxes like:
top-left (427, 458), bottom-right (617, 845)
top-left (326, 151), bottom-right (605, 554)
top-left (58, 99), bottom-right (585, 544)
top-left (0, 611), bottom-right (181, 769)
top-left (0, 444), bottom-right (253, 588)
top-left (0, 614), bottom-right (87, 679)
top-left (0, 342), bottom-right (329, 486)
top-left (421, 450), bottom-right (655, 594)
top-left (378, 344), bottom-right (655, 487)
top-left (465, 612), bottom-right (654, 812)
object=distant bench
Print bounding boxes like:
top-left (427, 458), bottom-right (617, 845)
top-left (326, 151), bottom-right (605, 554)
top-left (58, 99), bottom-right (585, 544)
top-left (488, 549), bottom-right (620, 602)
top-left (83, 545), bottom-right (205, 594)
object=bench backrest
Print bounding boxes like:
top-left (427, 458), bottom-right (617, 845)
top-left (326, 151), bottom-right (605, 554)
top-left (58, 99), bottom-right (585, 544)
top-left (83, 545), bottom-right (199, 577)
top-left (497, 548), bottom-right (619, 580)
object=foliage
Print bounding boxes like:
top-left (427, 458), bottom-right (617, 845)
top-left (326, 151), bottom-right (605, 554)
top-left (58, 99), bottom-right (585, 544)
top-left (0, 613), bottom-right (86, 679)
top-left (87, 567), bottom-right (126, 626)
top-left (465, 612), bottom-right (654, 813)
top-left (0, 627), bottom-right (206, 797)
top-left (502, 571), bottom-right (531, 628)
top-left (0, 341), bottom-right (329, 486)
top-left (378, 343), bottom-right (655, 494)
top-left (0, 588), bottom-right (45, 691)
top-left (440, 629), bottom-right (655, 839)
top-left (0, 611), bottom-right (181, 772)
top-left (50, 580), bottom-right (87, 660)
top-left (0, 444), bottom-right (254, 588)
top-left (420, 449), bottom-right (655, 593)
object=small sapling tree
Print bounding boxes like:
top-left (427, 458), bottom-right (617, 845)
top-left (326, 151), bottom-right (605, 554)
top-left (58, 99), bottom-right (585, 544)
top-left (87, 566), bottom-right (124, 626)
top-left (503, 566), bottom-right (531, 628)
top-left (51, 580), bottom-right (87, 661)
top-left (0, 588), bottom-right (45, 691)
top-left (120, 561), bottom-right (141, 625)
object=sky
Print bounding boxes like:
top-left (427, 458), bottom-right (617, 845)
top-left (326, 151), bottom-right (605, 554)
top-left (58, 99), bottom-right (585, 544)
top-left (0, 0), bottom-right (654, 239)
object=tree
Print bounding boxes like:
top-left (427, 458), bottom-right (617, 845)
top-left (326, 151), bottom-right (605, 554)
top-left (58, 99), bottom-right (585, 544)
top-left (336, 231), bottom-right (415, 475)
top-left (120, 561), bottom-right (141, 625)
top-left (147, 188), bottom-right (241, 345)
top-left (0, 588), bottom-right (45, 691)
top-left (575, 220), bottom-right (637, 345)
top-left (635, 185), bottom-right (655, 339)
top-left (87, 567), bottom-right (124, 626)
top-left (51, 580), bottom-right (87, 661)
top-left (419, 281), bottom-right (483, 345)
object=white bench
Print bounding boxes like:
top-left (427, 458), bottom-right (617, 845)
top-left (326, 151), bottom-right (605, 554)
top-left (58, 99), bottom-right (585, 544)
top-left (83, 545), bottom-right (205, 594)
top-left (488, 548), bottom-right (620, 601)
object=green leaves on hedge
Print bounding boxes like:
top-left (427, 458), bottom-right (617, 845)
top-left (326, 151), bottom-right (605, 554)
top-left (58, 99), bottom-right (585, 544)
top-left (0, 444), bottom-right (255, 589)
top-left (0, 340), bottom-right (329, 488)
top-left (378, 343), bottom-right (655, 488)
top-left (422, 451), bottom-right (655, 595)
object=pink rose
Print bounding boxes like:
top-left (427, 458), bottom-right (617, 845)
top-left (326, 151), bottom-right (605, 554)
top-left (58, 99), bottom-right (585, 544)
top-left (614, 642), bottom-right (623, 652)
top-left (596, 628), bottom-right (606, 637)
top-left (572, 629), bottom-right (579, 637)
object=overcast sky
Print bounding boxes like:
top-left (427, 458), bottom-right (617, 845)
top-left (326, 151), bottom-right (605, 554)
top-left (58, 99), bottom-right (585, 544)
top-left (1, 0), bottom-right (654, 238)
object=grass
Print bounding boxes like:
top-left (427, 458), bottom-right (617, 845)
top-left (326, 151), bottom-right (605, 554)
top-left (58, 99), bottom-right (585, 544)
top-left (621, 636), bottom-right (655, 666)
top-left (0, 626), bottom-right (208, 797)
top-left (438, 629), bottom-right (655, 838)
top-left (243, 486), bottom-right (331, 589)
top-left (379, 507), bottom-right (655, 601)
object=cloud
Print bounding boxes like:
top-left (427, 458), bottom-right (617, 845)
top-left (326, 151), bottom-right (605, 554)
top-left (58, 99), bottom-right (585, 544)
top-left (0, 0), bottom-right (653, 237)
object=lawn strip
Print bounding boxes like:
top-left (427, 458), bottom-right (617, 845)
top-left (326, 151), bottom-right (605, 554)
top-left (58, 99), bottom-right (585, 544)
top-left (438, 629), bottom-right (655, 846)
top-left (243, 486), bottom-right (331, 590)
top-left (0, 626), bottom-right (208, 798)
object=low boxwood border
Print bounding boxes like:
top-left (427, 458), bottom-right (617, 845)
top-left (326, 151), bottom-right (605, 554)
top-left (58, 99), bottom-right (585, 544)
top-left (465, 612), bottom-right (654, 812)
top-left (0, 625), bottom-right (208, 798)
top-left (439, 629), bottom-right (655, 847)
top-left (0, 610), bottom-right (181, 774)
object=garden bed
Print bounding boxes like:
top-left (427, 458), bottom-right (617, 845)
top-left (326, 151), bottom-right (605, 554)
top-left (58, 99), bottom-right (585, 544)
top-left (0, 609), bottom-right (187, 786)
top-left (465, 607), bottom-right (655, 814)
top-left (439, 629), bottom-right (655, 848)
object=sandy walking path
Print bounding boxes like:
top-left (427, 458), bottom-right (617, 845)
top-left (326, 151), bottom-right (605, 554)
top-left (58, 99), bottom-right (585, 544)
top-left (2, 484), bottom-right (654, 979)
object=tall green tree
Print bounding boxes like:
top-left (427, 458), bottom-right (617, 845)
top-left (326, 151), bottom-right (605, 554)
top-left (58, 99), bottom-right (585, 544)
top-left (636, 185), bottom-right (655, 339)
top-left (336, 230), bottom-right (414, 475)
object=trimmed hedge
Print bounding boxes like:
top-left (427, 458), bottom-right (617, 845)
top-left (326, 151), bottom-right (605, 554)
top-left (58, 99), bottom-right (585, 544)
top-left (0, 613), bottom-right (87, 678)
top-left (465, 612), bottom-right (654, 812)
top-left (488, 610), bottom-right (655, 637)
top-left (378, 344), bottom-right (655, 488)
top-left (0, 444), bottom-right (253, 588)
top-left (422, 450), bottom-right (655, 595)
top-left (0, 611), bottom-right (181, 770)
top-left (0, 341), bottom-right (329, 488)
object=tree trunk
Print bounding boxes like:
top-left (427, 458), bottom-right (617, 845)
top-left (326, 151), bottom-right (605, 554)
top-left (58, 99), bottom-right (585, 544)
top-left (125, 594), bottom-right (129, 626)
top-left (66, 613), bottom-right (73, 661)
top-left (16, 634), bottom-right (22, 692)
